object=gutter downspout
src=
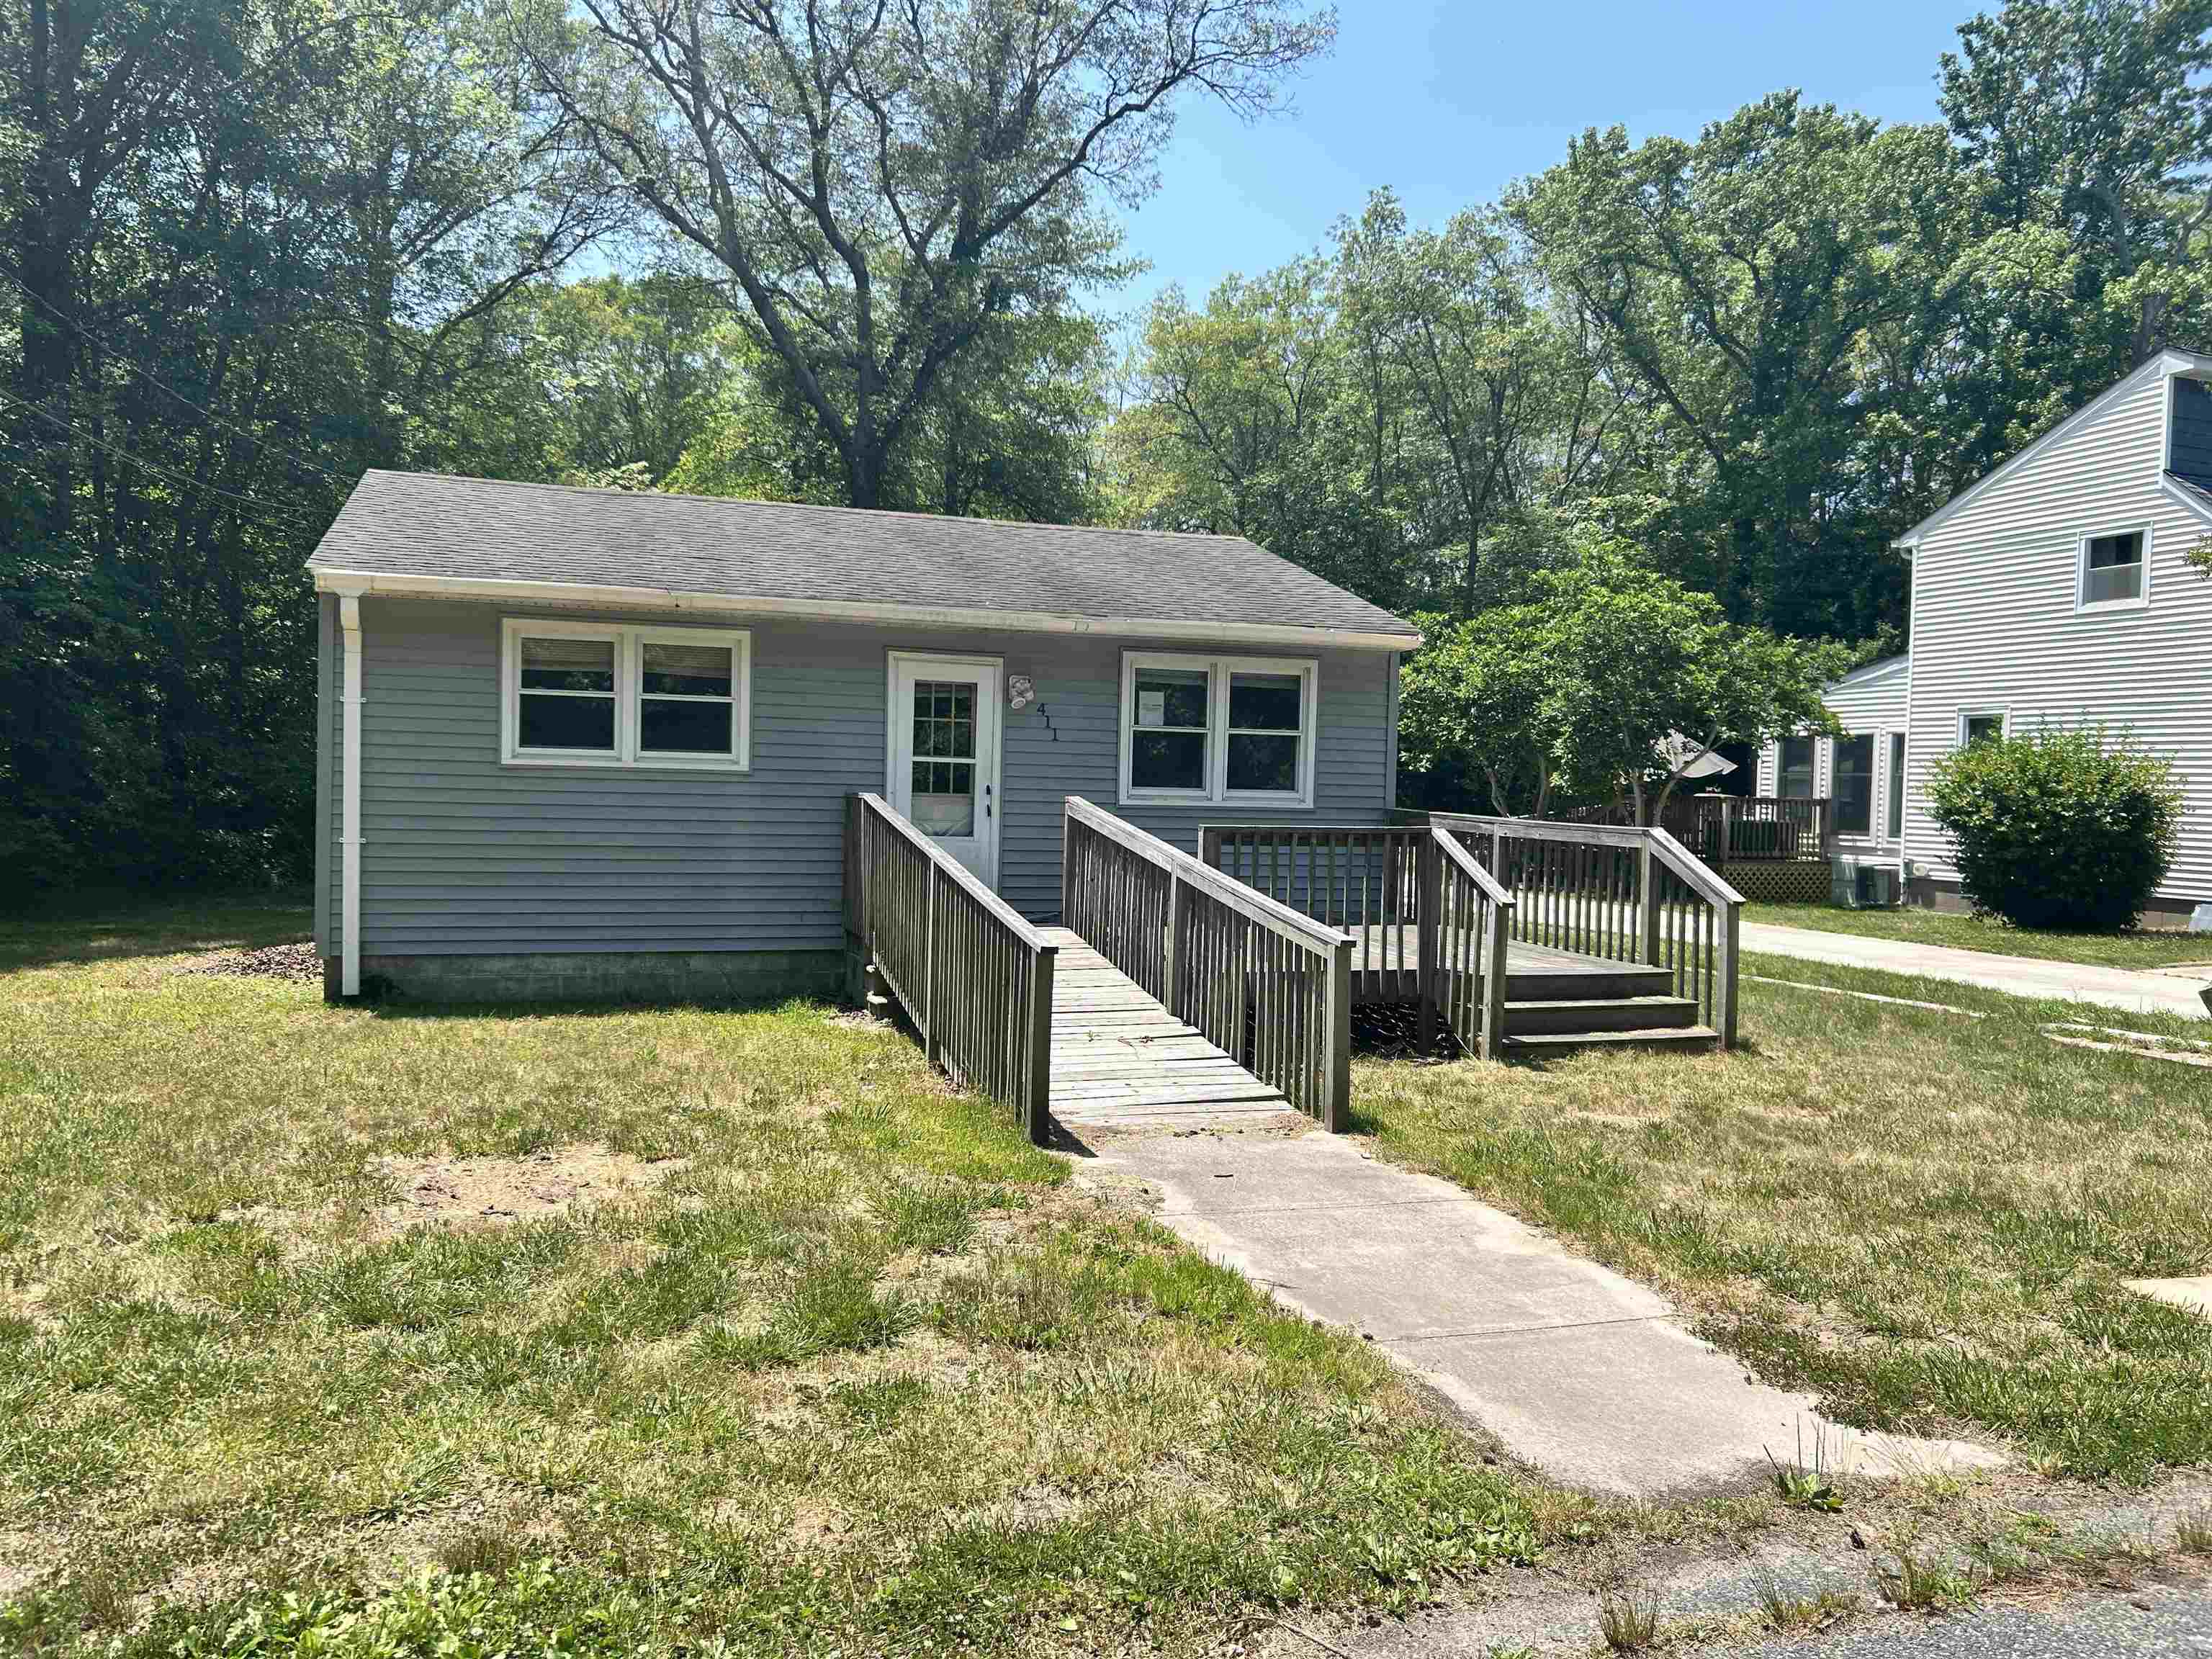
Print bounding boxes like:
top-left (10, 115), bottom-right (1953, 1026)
top-left (337, 588), bottom-right (364, 997)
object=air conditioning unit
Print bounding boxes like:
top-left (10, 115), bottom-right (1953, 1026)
top-left (1830, 856), bottom-right (1863, 908)
top-left (1831, 858), bottom-right (1901, 909)
top-left (1856, 864), bottom-right (1899, 909)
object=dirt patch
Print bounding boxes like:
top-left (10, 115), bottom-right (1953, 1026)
top-left (369, 1143), bottom-right (687, 1235)
top-left (171, 941), bottom-right (322, 984)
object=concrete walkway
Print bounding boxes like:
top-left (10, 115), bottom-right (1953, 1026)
top-left (1740, 920), bottom-right (2212, 1020)
top-left (1089, 1127), bottom-right (2000, 1500)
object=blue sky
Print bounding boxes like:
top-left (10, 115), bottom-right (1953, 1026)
top-left (1105, 0), bottom-right (1980, 316)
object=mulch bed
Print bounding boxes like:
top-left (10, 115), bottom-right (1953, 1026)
top-left (174, 940), bottom-right (323, 984)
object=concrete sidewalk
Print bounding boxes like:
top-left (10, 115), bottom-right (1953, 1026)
top-left (1089, 1128), bottom-right (2000, 1500)
top-left (1740, 920), bottom-right (2212, 1020)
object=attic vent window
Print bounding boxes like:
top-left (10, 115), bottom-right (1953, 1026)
top-left (2078, 527), bottom-right (2148, 609)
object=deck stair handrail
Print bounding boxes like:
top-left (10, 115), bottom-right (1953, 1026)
top-left (1428, 812), bottom-right (1744, 1047)
top-left (845, 792), bottom-right (1055, 1144)
top-left (1064, 797), bottom-right (1352, 1128)
top-left (1201, 822), bottom-right (1517, 1060)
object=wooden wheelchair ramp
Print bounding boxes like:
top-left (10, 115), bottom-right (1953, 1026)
top-left (1043, 927), bottom-right (1294, 1127)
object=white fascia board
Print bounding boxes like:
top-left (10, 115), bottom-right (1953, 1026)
top-left (2160, 472), bottom-right (2212, 529)
top-left (1891, 354), bottom-right (2180, 550)
top-left (310, 568), bottom-right (1422, 653)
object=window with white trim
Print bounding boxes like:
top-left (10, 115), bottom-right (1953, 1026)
top-left (2077, 526), bottom-right (2149, 609)
top-left (502, 619), bottom-right (750, 769)
top-left (1959, 708), bottom-right (2007, 749)
top-left (1119, 652), bottom-right (1316, 806)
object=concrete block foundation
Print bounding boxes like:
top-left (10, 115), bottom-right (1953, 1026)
top-left (326, 949), bottom-right (845, 1005)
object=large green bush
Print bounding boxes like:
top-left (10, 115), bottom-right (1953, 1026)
top-left (1925, 727), bottom-right (2184, 930)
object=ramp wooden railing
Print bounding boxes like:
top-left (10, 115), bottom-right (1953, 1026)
top-left (845, 793), bottom-right (1055, 1143)
top-left (1064, 797), bottom-right (1352, 1128)
top-left (1430, 813), bottom-right (1744, 1047)
top-left (1200, 822), bottom-right (1516, 1058)
top-left (1425, 824), bottom-right (1516, 1058)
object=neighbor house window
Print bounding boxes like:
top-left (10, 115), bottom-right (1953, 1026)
top-left (1120, 652), bottom-right (1316, 806)
top-left (1833, 734), bottom-right (1874, 836)
top-left (1887, 732), bottom-right (1906, 840)
top-left (502, 619), bottom-right (750, 769)
top-left (1959, 709), bottom-right (2006, 748)
top-left (2077, 526), bottom-right (2149, 608)
top-left (1777, 736), bottom-right (1816, 799)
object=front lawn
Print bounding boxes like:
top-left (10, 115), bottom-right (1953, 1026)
top-left (0, 899), bottom-right (1545, 1657)
top-left (1357, 952), bottom-right (2212, 1484)
top-left (1743, 901), bottom-right (2212, 970)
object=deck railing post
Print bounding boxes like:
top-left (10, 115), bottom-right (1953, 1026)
top-left (1714, 899), bottom-right (1740, 1050)
top-left (1481, 894), bottom-right (1511, 1061)
top-left (1026, 943), bottom-right (1056, 1143)
top-left (1161, 870), bottom-right (1187, 1022)
top-left (1719, 797), bottom-right (1735, 863)
top-left (1415, 832), bottom-right (1439, 1050)
top-left (1324, 933), bottom-right (1352, 1131)
top-left (1637, 833), bottom-right (1662, 966)
top-left (922, 858), bottom-right (940, 1066)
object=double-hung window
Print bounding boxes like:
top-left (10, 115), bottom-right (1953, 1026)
top-left (1776, 736), bottom-right (1817, 799)
top-left (1833, 733), bottom-right (1874, 836)
top-left (2077, 526), bottom-right (2149, 610)
top-left (503, 619), bottom-right (751, 769)
top-left (1887, 732), bottom-right (1906, 840)
top-left (1120, 652), bottom-right (1317, 807)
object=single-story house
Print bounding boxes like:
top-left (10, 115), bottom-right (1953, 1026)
top-left (307, 471), bottom-right (1421, 1000)
top-left (1758, 349), bottom-right (2212, 923)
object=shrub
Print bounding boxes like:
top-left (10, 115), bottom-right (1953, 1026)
top-left (1925, 727), bottom-right (2182, 930)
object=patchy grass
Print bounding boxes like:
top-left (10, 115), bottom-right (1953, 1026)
top-left (1744, 901), bottom-right (2212, 970)
top-left (1357, 953), bottom-right (2212, 1483)
top-left (0, 898), bottom-right (1558, 1658)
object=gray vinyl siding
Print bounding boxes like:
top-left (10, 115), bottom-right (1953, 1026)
top-left (1755, 659), bottom-right (1909, 856)
top-left (331, 597), bottom-right (1394, 957)
top-left (1903, 365), bottom-right (2212, 903)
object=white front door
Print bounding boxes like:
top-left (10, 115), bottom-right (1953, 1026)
top-left (887, 652), bottom-right (1001, 887)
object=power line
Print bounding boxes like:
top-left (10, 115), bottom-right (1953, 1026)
top-left (0, 264), bottom-right (356, 487)
top-left (0, 387), bottom-right (325, 530)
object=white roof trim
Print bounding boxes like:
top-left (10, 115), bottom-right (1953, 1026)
top-left (2160, 471), bottom-right (2212, 529)
top-left (1890, 351), bottom-right (2212, 550)
top-left (312, 567), bottom-right (1422, 652)
top-left (1827, 653), bottom-right (1909, 691)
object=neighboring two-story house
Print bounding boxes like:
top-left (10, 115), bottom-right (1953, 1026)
top-left (1760, 350), bottom-right (2212, 925)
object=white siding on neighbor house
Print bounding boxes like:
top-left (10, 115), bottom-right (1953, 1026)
top-left (1902, 364), bottom-right (2212, 904)
top-left (323, 598), bottom-right (1395, 958)
top-left (1756, 657), bottom-right (1910, 858)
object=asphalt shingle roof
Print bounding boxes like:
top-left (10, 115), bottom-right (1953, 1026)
top-left (307, 470), bottom-right (1419, 642)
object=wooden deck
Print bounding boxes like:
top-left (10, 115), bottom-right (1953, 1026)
top-left (1040, 926), bottom-right (1294, 1126)
top-left (1344, 922), bottom-right (1669, 1002)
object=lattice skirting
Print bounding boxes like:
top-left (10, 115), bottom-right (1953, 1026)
top-left (1721, 860), bottom-right (1833, 904)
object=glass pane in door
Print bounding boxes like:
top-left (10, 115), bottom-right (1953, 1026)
top-left (910, 680), bottom-right (976, 835)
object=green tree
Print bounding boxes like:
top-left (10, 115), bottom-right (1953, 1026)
top-left (1941, 0), bottom-right (2212, 364)
top-left (1396, 603), bottom-right (1559, 814)
top-left (1511, 93), bottom-right (1967, 638)
top-left (508, 0), bottom-right (1334, 511)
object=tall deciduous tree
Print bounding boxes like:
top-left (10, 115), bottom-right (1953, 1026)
top-left (508, 0), bottom-right (1334, 510)
top-left (1511, 93), bottom-right (1968, 639)
top-left (1941, 0), bottom-right (2212, 362)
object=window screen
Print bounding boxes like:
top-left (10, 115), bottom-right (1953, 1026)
top-left (2082, 531), bottom-right (2144, 604)
top-left (1777, 737), bottom-right (1816, 799)
top-left (518, 635), bottom-right (616, 751)
top-left (1130, 665), bottom-right (1209, 792)
top-left (1833, 734), bottom-right (1874, 836)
